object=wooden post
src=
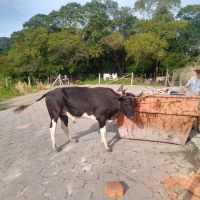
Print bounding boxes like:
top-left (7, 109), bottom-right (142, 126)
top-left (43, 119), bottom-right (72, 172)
top-left (59, 74), bottom-right (62, 86)
top-left (99, 73), bottom-right (101, 84)
top-left (179, 76), bottom-right (182, 87)
top-left (52, 74), bottom-right (61, 86)
top-left (165, 69), bottom-right (171, 86)
top-left (131, 73), bottom-right (133, 85)
top-left (28, 76), bottom-right (31, 86)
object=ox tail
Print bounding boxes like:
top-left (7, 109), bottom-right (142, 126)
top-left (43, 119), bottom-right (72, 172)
top-left (14, 93), bottom-right (47, 114)
top-left (36, 93), bottom-right (46, 102)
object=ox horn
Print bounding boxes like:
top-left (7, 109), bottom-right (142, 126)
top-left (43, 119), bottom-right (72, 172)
top-left (117, 85), bottom-right (127, 95)
top-left (135, 91), bottom-right (143, 97)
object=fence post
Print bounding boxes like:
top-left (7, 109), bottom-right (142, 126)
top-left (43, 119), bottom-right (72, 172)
top-left (28, 76), bottom-right (31, 86)
top-left (131, 73), bottom-right (133, 85)
top-left (59, 74), bottom-right (62, 86)
top-left (52, 74), bottom-right (60, 86)
top-left (99, 73), bottom-right (101, 84)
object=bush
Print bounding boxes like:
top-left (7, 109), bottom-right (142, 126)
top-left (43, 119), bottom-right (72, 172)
top-left (14, 81), bottom-right (31, 94)
top-left (171, 65), bottom-right (198, 86)
top-left (161, 52), bottom-right (188, 72)
top-left (127, 60), bottom-right (154, 77)
top-left (35, 81), bottom-right (47, 90)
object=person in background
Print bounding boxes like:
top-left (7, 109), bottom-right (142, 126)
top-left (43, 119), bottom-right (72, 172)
top-left (185, 69), bottom-right (200, 96)
top-left (185, 69), bottom-right (200, 132)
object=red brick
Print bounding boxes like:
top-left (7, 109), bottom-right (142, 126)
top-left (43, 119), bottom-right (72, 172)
top-left (104, 181), bottom-right (124, 198)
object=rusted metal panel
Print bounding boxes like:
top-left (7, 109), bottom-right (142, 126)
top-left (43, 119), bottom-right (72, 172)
top-left (117, 95), bottom-right (200, 145)
top-left (136, 95), bottom-right (200, 117)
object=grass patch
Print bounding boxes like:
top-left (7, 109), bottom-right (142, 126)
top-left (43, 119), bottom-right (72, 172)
top-left (0, 85), bottom-right (20, 101)
top-left (0, 81), bottom-right (51, 101)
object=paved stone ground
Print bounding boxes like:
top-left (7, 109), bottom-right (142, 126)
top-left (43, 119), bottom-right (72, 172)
top-left (0, 85), bottom-right (200, 200)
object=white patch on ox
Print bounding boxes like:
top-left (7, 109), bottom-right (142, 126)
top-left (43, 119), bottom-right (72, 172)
top-left (64, 112), bottom-right (97, 123)
top-left (81, 113), bottom-right (96, 120)
top-left (65, 112), bottom-right (76, 123)
top-left (49, 119), bottom-right (57, 150)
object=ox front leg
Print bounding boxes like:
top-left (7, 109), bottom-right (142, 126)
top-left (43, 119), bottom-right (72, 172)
top-left (49, 119), bottom-right (59, 151)
top-left (98, 117), bottom-right (111, 152)
top-left (60, 115), bottom-right (77, 143)
top-left (100, 126), bottom-right (111, 152)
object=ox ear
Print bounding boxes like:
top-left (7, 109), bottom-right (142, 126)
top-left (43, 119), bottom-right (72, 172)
top-left (118, 96), bottom-right (124, 102)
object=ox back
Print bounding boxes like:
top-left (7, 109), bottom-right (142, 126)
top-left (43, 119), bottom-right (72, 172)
top-left (46, 87), bottom-right (120, 123)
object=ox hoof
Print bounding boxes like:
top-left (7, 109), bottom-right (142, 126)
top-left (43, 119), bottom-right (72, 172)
top-left (53, 146), bottom-right (61, 152)
top-left (106, 147), bottom-right (112, 152)
top-left (56, 146), bottom-right (61, 152)
top-left (56, 147), bottom-right (62, 152)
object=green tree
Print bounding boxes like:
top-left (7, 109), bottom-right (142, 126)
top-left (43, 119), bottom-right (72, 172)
top-left (125, 33), bottom-right (168, 75)
top-left (47, 28), bottom-right (90, 75)
top-left (48, 3), bottom-right (85, 29)
top-left (6, 28), bottom-right (49, 80)
top-left (101, 32), bottom-right (125, 74)
top-left (23, 14), bottom-right (50, 29)
top-left (0, 37), bottom-right (11, 55)
top-left (175, 5), bottom-right (200, 57)
top-left (112, 7), bottom-right (138, 39)
top-left (134, 0), bottom-right (181, 20)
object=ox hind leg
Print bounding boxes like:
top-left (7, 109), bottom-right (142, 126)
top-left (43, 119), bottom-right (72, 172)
top-left (49, 116), bottom-right (59, 151)
top-left (97, 116), bottom-right (112, 152)
top-left (60, 115), bottom-right (77, 143)
top-left (46, 99), bottom-right (61, 151)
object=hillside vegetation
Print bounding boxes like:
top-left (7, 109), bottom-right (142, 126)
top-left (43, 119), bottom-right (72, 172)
top-left (0, 0), bottom-right (199, 87)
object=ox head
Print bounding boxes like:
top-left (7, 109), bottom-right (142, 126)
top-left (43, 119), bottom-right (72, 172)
top-left (117, 85), bottom-right (141, 119)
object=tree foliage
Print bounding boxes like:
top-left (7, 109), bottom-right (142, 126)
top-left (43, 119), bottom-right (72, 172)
top-left (134, 0), bottom-right (181, 20)
top-left (0, 37), bottom-right (11, 55)
top-left (0, 0), bottom-right (199, 82)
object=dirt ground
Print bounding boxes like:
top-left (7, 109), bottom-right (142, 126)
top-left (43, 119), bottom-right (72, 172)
top-left (0, 85), bottom-right (200, 200)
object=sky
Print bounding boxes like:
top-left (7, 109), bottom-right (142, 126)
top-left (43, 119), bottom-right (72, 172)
top-left (0, 0), bottom-right (199, 37)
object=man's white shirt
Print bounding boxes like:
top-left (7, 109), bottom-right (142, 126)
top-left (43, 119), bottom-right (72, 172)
top-left (186, 76), bottom-right (200, 93)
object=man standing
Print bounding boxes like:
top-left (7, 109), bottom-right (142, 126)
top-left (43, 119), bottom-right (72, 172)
top-left (185, 69), bottom-right (200, 95)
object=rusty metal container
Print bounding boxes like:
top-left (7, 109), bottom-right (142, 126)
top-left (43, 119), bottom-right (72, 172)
top-left (117, 95), bottom-right (200, 145)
